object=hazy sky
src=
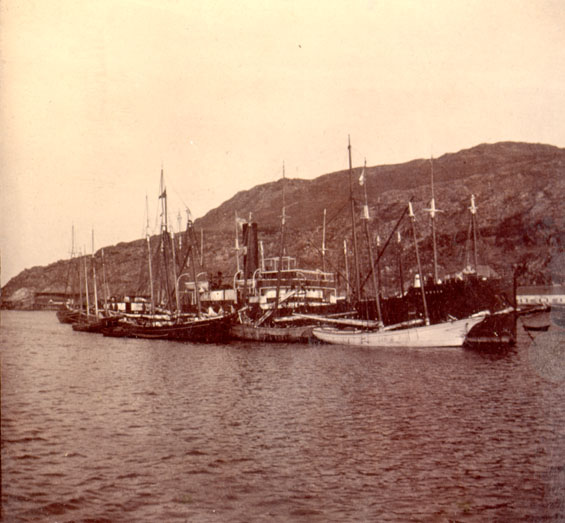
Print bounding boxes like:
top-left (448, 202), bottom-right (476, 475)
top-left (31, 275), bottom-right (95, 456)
top-left (1, 0), bottom-right (564, 285)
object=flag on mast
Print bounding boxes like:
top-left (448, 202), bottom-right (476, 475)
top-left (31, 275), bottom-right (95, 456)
top-left (358, 166), bottom-right (365, 186)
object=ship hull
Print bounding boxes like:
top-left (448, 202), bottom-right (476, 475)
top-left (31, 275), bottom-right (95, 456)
top-left (102, 313), bottom-right (235, 343)
top-left (230, 323), bottom-right (314, 343)
top-left (312, 313), bottom-right (487, 348)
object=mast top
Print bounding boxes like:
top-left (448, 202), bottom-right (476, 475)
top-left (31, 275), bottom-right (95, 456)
top-left (424, 156), bottom-right (442, 218)
top-left (429, 156), bottom-right (435, 198)
top-left (281, 162), bottom-right (286, 226)
top-left (469, 194), bottom-right (478, 215)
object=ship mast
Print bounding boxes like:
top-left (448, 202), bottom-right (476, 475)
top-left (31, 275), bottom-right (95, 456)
top-left (187, 213), bottom-right (202, 317)
top-left (348, 136), bottom-right (361, 301)
top-left (469, 194), bottom-right (479, 272)
top-left (322, 208), bottom-right (327, 272)
top-left (146, 195), bottom-right (155, 314)
top-left (101, 248), bottom-right (109, 312)
top-left (200, 229), bottom-right (204, 266)
top-left (273, 162), bottom-right (286, 314)
top-left (83, 249), bottom-right (90, 317)
top-left (424, 157), bottom-right (441, 284)
top-left (360, 159), bottom-right (383, 325)
top-left (91, 230), bottom-right (99, 318)
top-left (158, 168), bottom-right (177, 312)
top-left (396, 230), bottom-right (404, 296)
top-left (170, 218), bottom-right (181, 313)
top-left (343, 240), bottom-right (350, 298)
top-left (234, 211), bottom-right (241, 274)
top-left (409, 202), bottom-right (430, 325)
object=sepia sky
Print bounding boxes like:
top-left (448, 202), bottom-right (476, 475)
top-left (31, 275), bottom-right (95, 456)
top-left (1, 0), bottom-right (564, 285)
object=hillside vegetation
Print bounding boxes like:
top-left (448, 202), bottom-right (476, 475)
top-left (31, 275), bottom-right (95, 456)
top-left (2, 142), bottom-right (564, 305)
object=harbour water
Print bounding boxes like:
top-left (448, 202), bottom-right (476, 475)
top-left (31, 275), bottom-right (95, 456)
top-left (2, 310), bottom-right (565, 522)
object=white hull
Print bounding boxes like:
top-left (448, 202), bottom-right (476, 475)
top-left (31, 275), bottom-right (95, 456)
top-left (312, 313), bottom-right (487, 348)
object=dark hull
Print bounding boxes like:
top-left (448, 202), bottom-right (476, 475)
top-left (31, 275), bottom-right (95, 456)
top-left (102, 314), bottom-right (235, 343)
top-left (72, 316), bottom-right (121, 333)
top-left (357, 276), bottom-right (512, 326)
top-left (56, 308), bottom-right (82, 324)
top-left (464, 310), bottom-right (516, 350)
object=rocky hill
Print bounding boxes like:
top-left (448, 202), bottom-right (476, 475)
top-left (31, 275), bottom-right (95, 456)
top-left (2, 141), bottom-right (564, 307)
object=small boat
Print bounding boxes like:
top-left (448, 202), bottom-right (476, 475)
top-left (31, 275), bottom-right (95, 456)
top-left (551, 305), bottom-right (565, 328)
top-left (56, 305), bottom-right (82, 324)
top-left (231, 322), bottom-right (314, 343)
top-left (312, 311), bottom-right (488, 348)
top-left (72, 315), bottom-right (121, 333)
top-left (519, 308), bottom-right (552, 333)
top-left (524, 324), bottom-right (550, 332)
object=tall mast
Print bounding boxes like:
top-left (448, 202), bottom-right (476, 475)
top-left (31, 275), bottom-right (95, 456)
top-left (188, 216), bottom-right (202, 317)
top-left (234, 211), bottom-right (241, 273)
top-left (322, 208), bottom-right (327, 272)
top-left (469, 194), bottom-right (479, 272)
top-left (177, 211), bottom-right (183, 251)
top-left (397, 231), bottom-right (404, 296)
top-left (101, 248), bottom-right (109, 311)
top-left (348, 136), bottom-right (361, 301)
top-left (424, 157), bottom-right (441, 284)
top-left (273, 162), bottom-right (286, 314)
top-left (343, 240), bottom-right (350, 297)
top-left (360, 159), bottom-right (383, 325)
top-left (83, 250), bottom-right (90, 317)
top-left (259, 240), bottom-right (265, 271)
top-left (158, 168), bottom-right (174, 310)
top-left (170, 222), bottom-right (181, 313)
top-left (165, 179), bottom-right (180, 314)
top-left (409, 202), bottom-right (429, 325)
top-left (145, 194), bottom-right (155, 314)
top-left (78, 248), bottom-right (83, 312)
top-left (160, 167), bottom-right (168, 233)
top-left (91, 230), bottom-right (99, 318)
top-left (65, 225), bottom-right (76, 304)
top-left (71, 225), bottom-right (75, 258)
top-left (200, 229), bottom-right (204, 266)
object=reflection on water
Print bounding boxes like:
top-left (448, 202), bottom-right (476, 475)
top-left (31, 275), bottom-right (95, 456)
top-left (2, 311), bottom-right (565, 521)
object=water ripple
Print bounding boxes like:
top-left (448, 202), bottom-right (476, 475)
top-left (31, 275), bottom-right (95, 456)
top-left (2, 311), bottom-right (565, 521)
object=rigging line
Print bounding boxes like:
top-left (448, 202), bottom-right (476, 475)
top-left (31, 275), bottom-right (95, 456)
top-left (283, 199), bottom-right (350, 241)
top-left (166, 175), bottom-right (190, 214)
top-left (359, 198), bottom-right (413, 293)
top-left (324, 199), bottom-right (352, 227)
top-left (464, 216), bottom-right (473, 268)
top-left (304, 237), bottom-right (351, 291)
top-left (151, 196), bottom-right (160, 235)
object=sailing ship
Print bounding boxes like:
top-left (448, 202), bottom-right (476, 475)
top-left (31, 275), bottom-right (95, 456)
top-left (71, 231), bottom-right (122, 333)
top-left (56, 226), bottom-right (84, 324)
top-left (312, 141), bottom-right (505, 348)
top-left (101, 170), bottom-right (235, 342)
top-left (312, 199), bottom-right (491, 347)
top-left (56, 305), bottom-right (82, 324)
top-left (313, 312), bottom-right (488, 347)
